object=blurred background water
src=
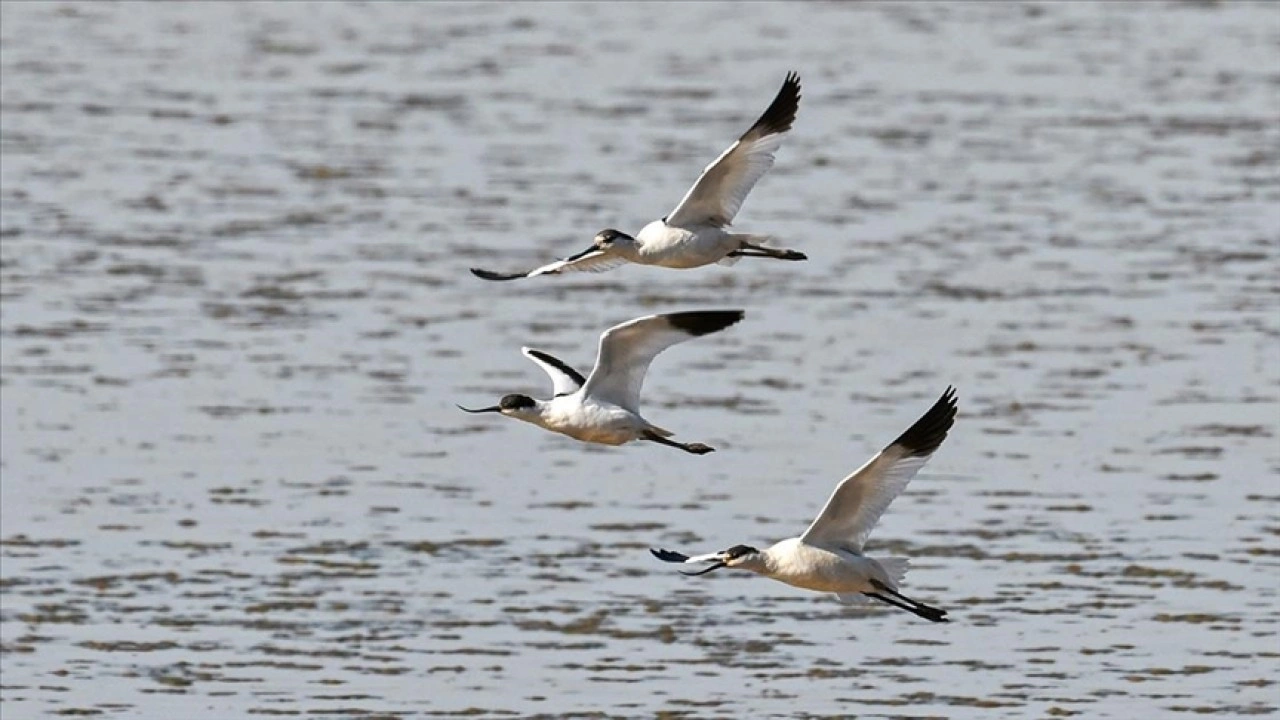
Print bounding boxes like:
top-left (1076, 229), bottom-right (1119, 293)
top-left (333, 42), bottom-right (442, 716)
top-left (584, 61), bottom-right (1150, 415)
top-left (1, 2), bottom-right (1277, 718)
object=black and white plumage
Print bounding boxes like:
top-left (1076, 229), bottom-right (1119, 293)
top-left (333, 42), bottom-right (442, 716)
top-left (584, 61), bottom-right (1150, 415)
top-left (521, 348), bottom-right (585, 397)
top-left (651, 388), bottom-right (959, 622)
top-left (470, 244), bottom-right (628, 282)
top-left (470, 73), bottom-right (807, 282)
top-left (458, 311), bottom-right (745, 454)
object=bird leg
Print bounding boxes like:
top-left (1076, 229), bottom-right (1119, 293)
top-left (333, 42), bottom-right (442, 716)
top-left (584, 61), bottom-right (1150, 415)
top-left (731, 242), bottom-right (807, 261)
top-left (867, 579), bottom-right (949, 623)
top-left (862, 592), bottom-right (944, 622)
top-left (642, 431), bottom-right (715, 455)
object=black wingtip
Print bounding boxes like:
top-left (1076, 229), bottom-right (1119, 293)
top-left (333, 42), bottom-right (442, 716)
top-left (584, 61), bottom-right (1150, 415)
top-left (890, 386), bottom-right (958, 457)
top-left (561, 245), bottom-right (601, 263)
top-left (471, 267), bottom-right (526, 281)
top-left (664, 310), bottom-right (745, 337)
top-left (745, 71), bottom-right (802, 139)
top-left (651, 548), bottom-right (690, 563)
top-left (524, 348), bottom-right (586, 387)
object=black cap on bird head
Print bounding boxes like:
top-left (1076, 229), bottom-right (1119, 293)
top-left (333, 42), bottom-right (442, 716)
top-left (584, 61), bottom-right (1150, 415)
top-left (498, 393), bottom-right (536, 410)
top-left (457, 393), bottom-right (537, 415)
top-left (594, 229), bottom-right (630, 248)
top-left (722, 545), bottom-right (760, 563)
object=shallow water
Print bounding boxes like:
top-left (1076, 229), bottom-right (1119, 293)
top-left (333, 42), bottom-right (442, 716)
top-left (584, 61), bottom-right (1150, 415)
top-left (2, 1), bottom-right (1278, 718)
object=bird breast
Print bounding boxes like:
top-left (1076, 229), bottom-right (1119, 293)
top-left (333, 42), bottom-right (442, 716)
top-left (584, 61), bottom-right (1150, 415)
top-left (635, 222), bottom-right (730, 268)
top-left (539, 397), bottom-right (645, 445)
top-left (762, 539), bottom-right (880, 594)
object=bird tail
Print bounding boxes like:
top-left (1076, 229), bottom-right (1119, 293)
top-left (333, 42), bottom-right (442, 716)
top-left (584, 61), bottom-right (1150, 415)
top-left (646, 425), bottom-right (674, 438)
top-left (833, 557), bottom-right (910, 605)
top-left (732, 233), bottom-right (778, 247)
top-left (873, 557), bottom-right (910, 589)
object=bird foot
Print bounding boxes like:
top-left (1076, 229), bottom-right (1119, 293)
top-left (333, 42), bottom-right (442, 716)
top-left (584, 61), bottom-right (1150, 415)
top-left (685, 443), bottom-right (715, 455)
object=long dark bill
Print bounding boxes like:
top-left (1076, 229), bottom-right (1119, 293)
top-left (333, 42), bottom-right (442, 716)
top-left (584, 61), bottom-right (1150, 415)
top-left (679, 562), bottom-right (726, 577)
top-left (456, 404), bottom-right (502, 413)
top-left (562, 245), bottom-right (600, 262)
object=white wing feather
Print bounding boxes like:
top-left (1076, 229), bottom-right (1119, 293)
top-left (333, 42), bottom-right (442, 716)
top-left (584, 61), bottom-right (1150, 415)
top-left (665, 134), bottom-right (787, 229)
top-left (800, 449), bottom-right (931, 551)
top-left (471, 250), bottom-right (627, 281)
top-left (801, 388), bottom-right (957, 550)
top-left (520, 347), bottom-right (584, 397)
top-left (527, 251), bottom-right (628, 277)
top-left (581, 311), bottom-right (742, 413)
top-left (581, 315), bottom-right (696, 413)
top-left (665, 73), bottom-right (800, 229)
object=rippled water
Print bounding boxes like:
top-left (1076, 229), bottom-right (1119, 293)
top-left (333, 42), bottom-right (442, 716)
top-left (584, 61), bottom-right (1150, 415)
top-left (2, 2), bottom-right (1278, 718)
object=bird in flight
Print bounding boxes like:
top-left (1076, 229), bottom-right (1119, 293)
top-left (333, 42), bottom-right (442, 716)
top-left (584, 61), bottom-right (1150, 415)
top-left (458, 310), bottom-right (744, 454)
top-left (471, 73), bottom-right (807, 281)
top-left (651, 387), bottom-right (958, 622)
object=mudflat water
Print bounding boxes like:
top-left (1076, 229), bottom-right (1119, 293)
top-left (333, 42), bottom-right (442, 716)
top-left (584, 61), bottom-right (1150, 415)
top-left (2, 2), bottom-right (1278, 718)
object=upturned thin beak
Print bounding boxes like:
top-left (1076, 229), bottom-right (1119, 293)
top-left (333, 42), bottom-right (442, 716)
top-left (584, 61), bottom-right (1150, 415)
top-left (456, 404), bottom-right (502, 414)
top-left (566, 244), bottom-right (601, 261)
top-left (679, 561), bottom-right (726, 576)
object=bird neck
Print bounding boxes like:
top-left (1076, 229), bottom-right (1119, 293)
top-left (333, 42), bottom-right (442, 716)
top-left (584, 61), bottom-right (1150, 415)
top-left (736, 549), bottom-right (775, 577)
top-left (752, 539), bottom-right (802, 579)
top-left (603, 237), bottom-right (640, 261)
top-left (507, 399), bottom-right (555, 428)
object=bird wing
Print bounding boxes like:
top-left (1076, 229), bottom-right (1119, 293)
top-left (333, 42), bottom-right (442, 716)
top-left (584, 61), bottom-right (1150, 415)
top-left (521, 347), bottom-right (585, 397)
top-left (470, 246), bottom-right (627, 281)
top-left (581, 310), bottom-right (744, 412)
top-left (650, 547), bottom-right (733, 576)
top-left (650, 548), bottom-right (724, 565)
top-left (664, 72), bottom-right (800, 229)
top-left (800, 388), bottom-right (958, 551)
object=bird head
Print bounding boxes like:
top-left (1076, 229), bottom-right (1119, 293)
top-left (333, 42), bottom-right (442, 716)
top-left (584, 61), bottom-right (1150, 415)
top-left (457, 393), bottom-right (538, 417)
top-left (678, 544), bottom-right (762, 575)
top-left (593, 228), bottom-right (632, 251)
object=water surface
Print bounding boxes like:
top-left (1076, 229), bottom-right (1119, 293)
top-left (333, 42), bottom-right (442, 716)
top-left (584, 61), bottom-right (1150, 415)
top-left (2, 2), bottom-right (1278, 717)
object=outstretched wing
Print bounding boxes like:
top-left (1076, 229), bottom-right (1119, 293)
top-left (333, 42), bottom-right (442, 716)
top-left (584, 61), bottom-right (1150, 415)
top-left (650, 548), bottom-right (724, 564)
top-left (800, 388), bottom-right (958, 551)
top-left (650, 547), bottom-right (731, 576)
top-left (521, 347), bottom-right (585, 397)
top-left (664, 72), bottom-right (801, 229)
top-left (470, 246), bottom-right (627, 281)
top-left (581, 310), bottom-right (744, 413)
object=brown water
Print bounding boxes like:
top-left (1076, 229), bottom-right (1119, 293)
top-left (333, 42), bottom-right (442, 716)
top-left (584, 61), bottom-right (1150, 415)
top-left (2, 2), bottom-right (1278, 718)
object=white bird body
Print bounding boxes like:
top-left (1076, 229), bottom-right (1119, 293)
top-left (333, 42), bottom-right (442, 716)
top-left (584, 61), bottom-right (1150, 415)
top-left (652, 388), bottom-right (959, 622)
top-left (471, 73), bottom-right (807, 282)
top-left (743, 538), bottom-right (904, 595)
top-left (634, 221), bottom-right (713, 268)
top-left (458, 311), bottom-right (744, 454)
top-left (521, 394), bottom-right (668, 446)
top-left (624, 222), bottom-right (771, 269)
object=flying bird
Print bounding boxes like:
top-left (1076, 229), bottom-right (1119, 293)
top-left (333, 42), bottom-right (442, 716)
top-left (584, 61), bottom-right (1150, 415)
top-left (651, 387), bottom-right (958, 622)
top-left (458, 310), bottom-right (744, 454)
top-left (471, 72), bottom-right (807, 281)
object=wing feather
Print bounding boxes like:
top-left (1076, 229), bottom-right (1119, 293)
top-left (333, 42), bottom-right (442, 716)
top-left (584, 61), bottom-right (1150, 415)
top-left (521, 347), bottom-right (585, 397)
top-left (665, 72), bottom-right (801, 229)
top-left (470, 248), bottom-right (626, 281)
top-left (800, 388), bottom-right (958, 550)
top-left (581, 310), bottom-right (744, 412)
